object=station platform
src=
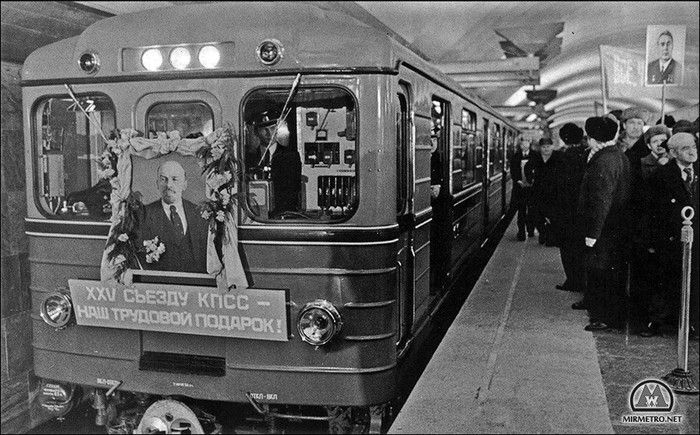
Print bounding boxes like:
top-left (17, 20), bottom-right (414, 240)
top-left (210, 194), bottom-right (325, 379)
top-left (389, 217), bottom-right (700, 434)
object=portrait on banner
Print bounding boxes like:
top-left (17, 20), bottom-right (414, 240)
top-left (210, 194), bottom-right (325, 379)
top-left (645, 25), bottom-right (686, 86)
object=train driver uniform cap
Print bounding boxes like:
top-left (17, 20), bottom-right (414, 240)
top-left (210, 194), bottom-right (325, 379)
top-left (254, 109), bottom-right (282, 128)
top-left (585, 116), bottom-right (619, 143)
top-left (559, 123), bottom-right (584, 145)
top-left (621, 107), bottom-right (645, 123)
top-left (539, 137), bottom-right (554, 147)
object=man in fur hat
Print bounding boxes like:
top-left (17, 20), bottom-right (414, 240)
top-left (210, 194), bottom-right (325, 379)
top-left (572, 117), bottom-right (632, 332)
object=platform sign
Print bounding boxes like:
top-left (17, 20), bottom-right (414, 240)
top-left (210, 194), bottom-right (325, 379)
top-left (68, 279), bottom-right (289, 341)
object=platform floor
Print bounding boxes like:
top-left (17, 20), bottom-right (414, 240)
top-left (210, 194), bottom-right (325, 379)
top-left (389, 217), bottom-right (699, 434)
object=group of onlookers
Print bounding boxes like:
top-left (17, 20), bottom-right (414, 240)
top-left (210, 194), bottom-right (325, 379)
top-left (509, 108), bottom-right (699, 338)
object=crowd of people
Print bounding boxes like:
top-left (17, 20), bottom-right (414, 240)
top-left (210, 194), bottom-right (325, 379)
top-left (509, 108), bottom-right (699, 338)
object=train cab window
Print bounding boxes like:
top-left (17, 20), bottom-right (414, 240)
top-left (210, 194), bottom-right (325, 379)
top-left (146, 102), bottom-right (214, 139)
top-left (452, 108), bottom-right (478, 192)
top-left (242, 87), bottom-right (357, 222)
top-left (33, 94), bottom-right (116, 219)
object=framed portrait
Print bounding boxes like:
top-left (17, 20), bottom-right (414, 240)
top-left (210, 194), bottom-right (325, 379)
top-left (645, 25), bottom-right (686, 86)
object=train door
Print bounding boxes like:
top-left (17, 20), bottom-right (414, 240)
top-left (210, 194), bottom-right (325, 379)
top-left (482, 117), bottom-right (490, 231)
top-left (396, 84), bottom-right (415, 347)
top-left (430, 98), bottom-right (451, 294)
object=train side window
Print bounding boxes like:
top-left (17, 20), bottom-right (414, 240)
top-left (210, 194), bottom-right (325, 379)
top-left (242, 86), bottom-right (357, 222)
top-left (452, 108), bottom-right (478, 193)
top-left (33, 94), bottom-right (116, 219)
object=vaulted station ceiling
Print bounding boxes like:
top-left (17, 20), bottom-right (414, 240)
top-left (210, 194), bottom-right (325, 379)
top-left (2, 1), bottom-right (698, 131)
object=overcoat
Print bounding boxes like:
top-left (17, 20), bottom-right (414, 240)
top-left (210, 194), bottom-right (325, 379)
top-left (577, 145), bottom-right (632, 269)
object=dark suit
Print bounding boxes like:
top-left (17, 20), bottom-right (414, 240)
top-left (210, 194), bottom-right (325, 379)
top-left (647, 58), bottom-right (678, 85)
top-left (509, 150), bottom-right (536, 235)
top-left (259, 145), bottom-right (302, 217)
top-left (137, 199), bottom-right (209, 273)
top-left (644, 160), bottom-right (698, 328)
top-left (577, 145), bottom-right (632, 328)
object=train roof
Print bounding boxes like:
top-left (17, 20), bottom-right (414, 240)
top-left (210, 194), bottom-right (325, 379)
top-left (21, 2), bottom-right (515, 128)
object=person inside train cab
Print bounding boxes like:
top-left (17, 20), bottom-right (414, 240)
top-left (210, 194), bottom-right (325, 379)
top-left (253, 109), bottom-right (302, 218)
top-left (136, 160), bottom-right (208, 273)
top-left (647, 30), bottom-right (677, 85)
top-left (430, 120), bottom-right (443, 200)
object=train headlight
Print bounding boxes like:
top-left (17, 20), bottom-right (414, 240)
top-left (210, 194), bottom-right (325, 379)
top-left (198, 45), bottom-right (220, 68)
top-left (256, 39), bottom-right (283, 66)
top-left (40, 291), bottom-right (74, 329)
top-left (142, 48), bottom-right (163, 71)
top-left (78, 52), bottom-right (100, 74)
top-left (170, 47), bottom-right (191, 70)
top-left (297, 300), bottom-right (342, 346)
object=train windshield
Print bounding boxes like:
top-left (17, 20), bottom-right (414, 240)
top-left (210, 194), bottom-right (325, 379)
top-left (242, 86), bottom-right (357, 222)
top-left (33, 94), bottom-right (116, 219)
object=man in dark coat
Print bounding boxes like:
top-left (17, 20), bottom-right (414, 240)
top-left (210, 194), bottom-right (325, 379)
top-left (137, 160), bottom-right (209, 273)
top-left (553, 123), bottom-right (588, 292)
top-left (575, 117), bottom-right (632, 331)
top-left (641, 132), bottom-right (698, 338)
top-left (253, 110), bottom-right (302, 218)
top-left (528, 137), bottom-right (563, 246)
top-left (509, 136), bottom-right (536, 240)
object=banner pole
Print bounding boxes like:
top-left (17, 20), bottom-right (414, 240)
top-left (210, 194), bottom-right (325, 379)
top-left (660, 80), bottom-right (666, 124)
top-left (599, 46), bottom-right (608, 114)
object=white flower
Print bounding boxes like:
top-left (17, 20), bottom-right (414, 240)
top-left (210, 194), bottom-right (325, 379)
top-left (221, 191), bottom-right (231, 206)
top-left (216, 211), bottom-right (226, 222)
top-left (211, 146), bottom-right (224, 160)
top-left (202, 210), bottom-right (211, 220)
top-left (224, 171), bottom-right (232, 181)
top-left (117, 233), bottom-right (129, 242)
top-left (113, 254), bottom-right (126, 265)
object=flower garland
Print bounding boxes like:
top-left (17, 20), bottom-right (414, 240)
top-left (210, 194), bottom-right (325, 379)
top-left (197, 123), bottom-right (245, 254)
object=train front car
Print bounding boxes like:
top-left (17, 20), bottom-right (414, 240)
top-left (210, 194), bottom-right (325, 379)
top-left (23, 3), bottom-right (399, 433)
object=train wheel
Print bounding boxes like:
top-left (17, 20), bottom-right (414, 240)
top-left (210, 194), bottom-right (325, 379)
top-left (368, 404), bottom-right (392, 434)
top-left (134, 399), bottom-right (205, 434)
top-left (327, 406), bottom-right (353, 433)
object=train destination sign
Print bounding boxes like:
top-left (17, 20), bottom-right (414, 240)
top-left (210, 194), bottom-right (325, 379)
top-left (68, 279), bottom-right (289, 341)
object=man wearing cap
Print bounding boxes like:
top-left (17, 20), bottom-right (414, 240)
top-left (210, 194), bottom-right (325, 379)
top-left (137, 160), bottom-right (209, 273)
top-left (553, 123), bottom-right (587, 292)
top-left (640, 125), bottom-right (671, 180)
top-left (647, 30), bottom-right (678, 85)
top-left (642, 132), bottom-right (698, 338)
top-left (573, 116), bottom-right (631, 332)
top-left (252, 110), bottom-right (302, 217)
top-left (509, 135), bottom-right (537, 241)
top-left (529, 137), bottom-right (562, 246)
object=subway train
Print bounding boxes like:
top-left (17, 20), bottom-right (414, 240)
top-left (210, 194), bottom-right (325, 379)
top-left (21, 3), bottom-right (519, 433)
